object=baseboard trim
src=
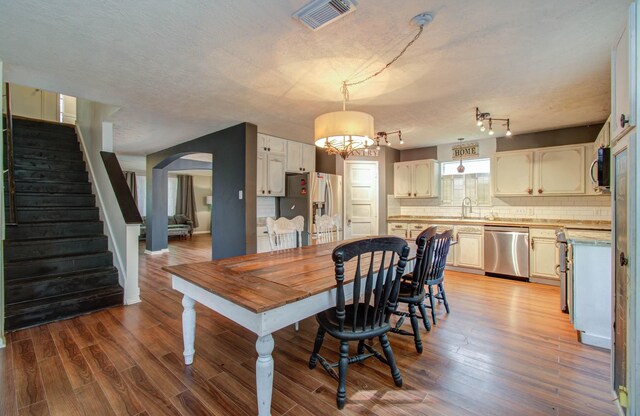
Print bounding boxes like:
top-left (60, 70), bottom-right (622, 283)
top-left (578, 332), bottom-right (611, 350)
top-left (125, 296), bottom-right (142, 305)
top-left (193, 231), bottom-right (212, 235)
top-left (144, 248), bottom-right (169, 255)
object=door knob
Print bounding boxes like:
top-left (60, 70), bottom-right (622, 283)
top-left (620, 252), bottom-right (629, 266)
top-left (620, 113), bottom-right (630, 129)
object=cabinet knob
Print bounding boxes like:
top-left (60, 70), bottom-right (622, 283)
top-left (407, 192), bottom-right (411, 196)
top-left (620, 113), bottom-right (630, 129)
top-left (268, 190), bottom-right (271, 194)
top-left (261, 190), bottom-right (265, 194)
top-left (303, 168), bottom-right (306, 171)
top-left (538, 189), bottom-right (543, 194)
top-left (268, 147), bottom-right (271, 151)
top-left (263, 147), bottom-right (267, 151)
top-left (527, 188), bottom-right (533, 195)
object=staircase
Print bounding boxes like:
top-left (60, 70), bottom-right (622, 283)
top-left (3, 117), bottom-right (123, 331)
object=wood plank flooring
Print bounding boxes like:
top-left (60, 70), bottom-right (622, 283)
top-left (1, 235), bottom-right (617, 415)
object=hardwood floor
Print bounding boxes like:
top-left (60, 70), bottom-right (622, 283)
top-left (1, 234), bottom-right (617, 415)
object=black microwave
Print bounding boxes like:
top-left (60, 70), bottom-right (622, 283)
top-left (590, 147), bottom-right (610, 189)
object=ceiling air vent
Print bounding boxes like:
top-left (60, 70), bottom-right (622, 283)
top-left (293, 0), bottom-right (357, 31)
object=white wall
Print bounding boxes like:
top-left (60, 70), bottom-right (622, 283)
top-left (76, 99), bottom-right (141, 305)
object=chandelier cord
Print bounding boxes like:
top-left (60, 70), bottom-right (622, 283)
top-left (340, 22), bottom-right (425, 105)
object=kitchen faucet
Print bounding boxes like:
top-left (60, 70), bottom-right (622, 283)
top-left (461, 197), bottom-right (473, 218)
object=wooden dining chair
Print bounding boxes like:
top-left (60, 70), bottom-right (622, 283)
top-left (266, 216), bottom-right (304, 250)
top-left (315, 214), bottom-right (337, 244)
top-left (423, 230), bottom-right (453, 326)
top-left (392, 227), bottom-right (452, 353)
top-left (308, 236), bottom-right (410, 409)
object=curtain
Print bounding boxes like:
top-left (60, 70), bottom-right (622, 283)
top-left (123, 171), bottom-right (137, 206)
top-left (175, 175), bottom-right (199, 228)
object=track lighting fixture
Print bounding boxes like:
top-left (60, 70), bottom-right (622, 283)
top-left (373, 130), bottom-right (403, 150)
top-left (475, 107), bottom-right (512, 137)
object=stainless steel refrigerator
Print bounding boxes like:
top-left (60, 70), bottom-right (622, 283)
top-left (278, 172), bottom-right (343, 246)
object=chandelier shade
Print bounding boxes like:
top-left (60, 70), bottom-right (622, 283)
top-left (314, 110), bottom-right (375, 159)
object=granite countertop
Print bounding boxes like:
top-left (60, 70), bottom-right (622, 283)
top-left (387, 216), bottom-right (611, 231)
top-left (565, 229), bottom-right (612, 245)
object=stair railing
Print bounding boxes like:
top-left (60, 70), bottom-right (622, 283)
top-left (2, 82), bottom-right (17, 224)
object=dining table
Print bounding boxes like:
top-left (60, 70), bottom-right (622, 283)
top-left (164, 238), bottom-right (418, 416)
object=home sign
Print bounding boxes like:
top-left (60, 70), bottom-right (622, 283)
top-left (452, 142), bottom-right (479, 160)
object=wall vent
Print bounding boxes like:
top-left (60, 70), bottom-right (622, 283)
top-left (293, 0), bottom-right (357, 31)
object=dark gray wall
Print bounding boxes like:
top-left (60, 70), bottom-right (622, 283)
top-left (315, 148), bottom-right (337, 174)
top-left (496, 124), bottom-right (603, 151)
top-left (400, 146), bottom-right (438, 161)
top-left (146, 123), bottom-right (257, 259)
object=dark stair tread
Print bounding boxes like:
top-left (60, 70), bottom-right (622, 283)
top-left (5, 266), bottom-right (118, 287)
top-left (5, 285), bottom-right (123, 316)
top-left (5, 235), bottom-right (107, 246)
top-left (4, 249), bottom-right (112, 264)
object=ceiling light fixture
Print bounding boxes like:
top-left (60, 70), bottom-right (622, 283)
top-left (314, 12), bottom-right (433, 159)
top-left (475, 107), bottom-right (512, 137)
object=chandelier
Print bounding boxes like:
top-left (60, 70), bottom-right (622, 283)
top-left (314, 12), bottom-right (433, 159)
top-left (475, 107), bottom-right (512, 136)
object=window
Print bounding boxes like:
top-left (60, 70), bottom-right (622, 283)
top-left (441, 158), bottom-right (491, 206)
top-left (133, 175), bottom-right (179, 216)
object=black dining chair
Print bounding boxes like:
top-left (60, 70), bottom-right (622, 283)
top-left (392, 226), bottom-right (438, 352)
top-left (422, 230), bottom-right (453, 326)
top-left (308, 236), bottom-right (410, 410)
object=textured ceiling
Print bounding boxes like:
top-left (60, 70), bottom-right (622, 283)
top-left (0, 0), bottom-right (630, 154)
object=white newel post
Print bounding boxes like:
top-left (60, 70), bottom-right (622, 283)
top-left (182, 295), bottom-right (196, 365)
top-left (256, 334), bottom-right (275, 416)
top-left (124, 224), bottom-right (141, 304)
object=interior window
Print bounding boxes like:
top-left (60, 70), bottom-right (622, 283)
top-left (441, 158), bottom-right (491, 206)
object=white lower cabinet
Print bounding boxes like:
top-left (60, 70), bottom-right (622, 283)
top-left (387, 222), bottom-right (408, 238)
top-left (529, 228), bottom-right (559, 281)
top-left (408, 223), bottom-right (429, 239)
top-left (257, 227), bottom-right (271, 253)
top-left (454, 226), bottom-right (483, 269)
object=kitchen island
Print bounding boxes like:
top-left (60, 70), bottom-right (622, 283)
top-left (164, 239), bottom-right (417, 416)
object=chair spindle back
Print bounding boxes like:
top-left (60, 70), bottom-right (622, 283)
top-left (332, 236), bottom-right (410, 333)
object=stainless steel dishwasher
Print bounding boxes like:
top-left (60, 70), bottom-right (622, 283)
top-left (484, 226), bottom-right (530, 279)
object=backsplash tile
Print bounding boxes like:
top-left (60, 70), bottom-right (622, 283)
top-left (392, 194), bottom-right (611, 221)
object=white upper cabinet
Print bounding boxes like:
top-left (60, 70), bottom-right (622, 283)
top-left (266, 154), bottom-right (286, 196)
top-left (492, 151), bottom-right (534, 196)
top-left (302, 143), bottom-right (316, 172)
top-left (258, 133), bottom-right (286, 154)
top-left (286, 141), bottom-right (316, 173)
top-left (536, 145), bottom-right (585, 195)
top-left (611, 2), bottom-right (636, 142)
top-left (394, 162), bottom-right (413, 197)
top-left (413, 160), bottom-right (433, 197)
top-left (257, 150), bottom-right (285, 197)
top-left (493, 145), bottom-right (586, 197)
top-left (393, 159), bottom-right (439, 198)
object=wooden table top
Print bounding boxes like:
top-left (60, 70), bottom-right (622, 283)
top-left (164, 239), bottom-right (418, 314)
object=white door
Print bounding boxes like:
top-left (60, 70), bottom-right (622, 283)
top-left (412, 160), bottom-right (432, 197)
top-left (344, 161), bottom-right (378, 239)
top-left (492, 151), bottom-right (534, 196)
top-left (394, 162), bottom-right (413, 198)
top-left (537, 146), bottom-right (585, 195)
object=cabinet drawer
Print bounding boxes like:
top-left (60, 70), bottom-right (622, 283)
top-left (388, 222), bottom-right (407, 230)
top-left (456, 226), bottom-right (482, 234)
top-left (530, 228), bottom-right (557, 239)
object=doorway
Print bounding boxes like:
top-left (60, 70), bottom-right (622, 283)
top-left (344, 161), bottom-right (379, 239)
